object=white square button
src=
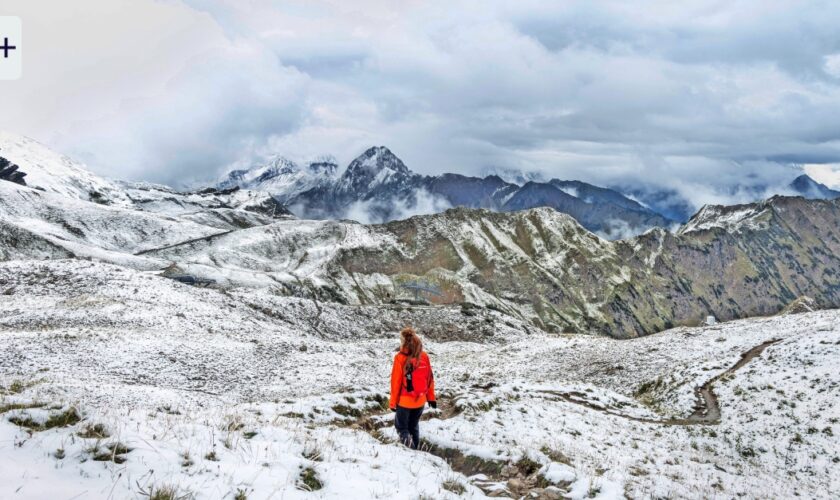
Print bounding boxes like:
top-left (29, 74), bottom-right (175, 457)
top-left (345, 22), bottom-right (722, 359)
top-left (0, 16), bottom-right (21, 80)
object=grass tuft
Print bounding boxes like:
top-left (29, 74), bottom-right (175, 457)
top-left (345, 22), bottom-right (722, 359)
top-left (78, 423), bottom-right (110, 439)
top-left (442, 478), bottom-right (466, 494)
top-left (9, 407), bottom-right (81, 431)
top-left (140, 484), bottom-right (191, 500)
top-left (297, 467), bottom-right (323, 491)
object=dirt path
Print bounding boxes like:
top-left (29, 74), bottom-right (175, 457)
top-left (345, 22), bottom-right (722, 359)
top-left (348, 394), bottom-right (560, 497)
top-left (677, 338), bottom-right (780, 424)
top-left (542, 338), bottom-right (781, 426)
top-left (345, 339), bottom-right (781, 496)
top-left (133, 229), bottom-right (235, 256)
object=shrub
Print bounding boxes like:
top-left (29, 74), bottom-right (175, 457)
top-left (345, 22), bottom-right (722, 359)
top-left (298, 467), bottom-right (323, 491)
top-left (9, 407), bottom-right (81, 431)
top-left (514, 456), bottom-right (541, 476)
top-left (140, 484), bottom-right (190, 500)
top-left (78, 423), bottom-right (110, 439)
top-left (332, 404), bottom-right (361, 418)
top-left (442, 479), bottom-right (466, 494)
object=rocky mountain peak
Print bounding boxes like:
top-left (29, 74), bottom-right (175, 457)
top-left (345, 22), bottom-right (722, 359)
top-left (790, 174), bottom-right (840, 200)
top-left (344, 146), bottom-right (411, 178)
top-left (335, 146), bottom-right (416, 197)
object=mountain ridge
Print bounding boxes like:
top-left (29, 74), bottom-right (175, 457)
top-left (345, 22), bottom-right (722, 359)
top-left (222, 145), bottom-right (673, 238)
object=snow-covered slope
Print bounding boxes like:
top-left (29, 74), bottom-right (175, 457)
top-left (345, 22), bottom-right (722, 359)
top-left (135, 196), bottom-right (840, 337)
top-left (2, 136), bottom-right (840, 499)
top-left (0, 133), bottom-right (132, 206)
top-left (218, 156), bottom-right (338, 204)
top-left (0, 259), bottom-right (837, 499)
top-left (0, 136), bottom-right (294, 265)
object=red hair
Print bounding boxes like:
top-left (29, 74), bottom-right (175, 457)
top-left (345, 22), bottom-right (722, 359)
top-left (400, 327), bottom-right (423, 364)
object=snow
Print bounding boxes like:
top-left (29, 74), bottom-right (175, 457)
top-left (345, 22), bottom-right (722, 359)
top-left (1, 136), bottom-right (839, 499)
top-left (679, 204), bottom-right (770, 234)
top-left (0, 132), bottom-right (132, 206)
top-left (0, 257), bottom-right (838, 499)
top-left (540, 462), bottom-right (577, 484)
top-left (218, 156), bottom-right (337, 204)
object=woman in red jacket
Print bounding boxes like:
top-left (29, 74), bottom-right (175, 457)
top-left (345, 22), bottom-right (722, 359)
top-left (389, 327), bottom-right (436, 449)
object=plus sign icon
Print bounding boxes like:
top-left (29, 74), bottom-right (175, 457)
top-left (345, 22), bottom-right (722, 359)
top-left (0, 16), bottom-right (21, 80)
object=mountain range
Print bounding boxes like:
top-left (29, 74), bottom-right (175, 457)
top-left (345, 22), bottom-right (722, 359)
top-left (2, 133), bottom-right (840, 337)
top-left (217, 146), bottom-right (673, 238)
top-left (218, 146), bottom-right (840, 238)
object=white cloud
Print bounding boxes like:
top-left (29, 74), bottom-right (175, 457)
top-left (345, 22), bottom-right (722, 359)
top-left (804, 164), bottom-right (840, 189)
top-left (344, 189), bottom-right (452, 224)
top-left (3, 0), bottom-right (840, 205)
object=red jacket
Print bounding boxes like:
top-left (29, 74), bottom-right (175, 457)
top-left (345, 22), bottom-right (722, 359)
top-left (390, 350), bottom-right (436, 409)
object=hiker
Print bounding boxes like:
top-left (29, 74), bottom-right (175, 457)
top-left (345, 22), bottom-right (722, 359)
top-left (389, 327), bottom-right (436, 449)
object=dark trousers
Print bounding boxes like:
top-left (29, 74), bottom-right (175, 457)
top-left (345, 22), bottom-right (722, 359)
top-left (395, 406), bottom-right (424, 449)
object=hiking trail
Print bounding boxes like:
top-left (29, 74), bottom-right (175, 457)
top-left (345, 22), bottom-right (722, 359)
top-left (541, 338), bottom-right (781, 426)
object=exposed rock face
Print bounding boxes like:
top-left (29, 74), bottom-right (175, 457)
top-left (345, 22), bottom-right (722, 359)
top-left (780, 296), bottom-right (817, 315)
top-left (335, 196), bottom-right (840, 337)
top-left (0, 156), bottom-right (27, 185)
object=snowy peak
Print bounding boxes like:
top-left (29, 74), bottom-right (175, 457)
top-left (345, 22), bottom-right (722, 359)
top-left (342, 146), bottom-right (412, 181)
top-left (789, 174), bottom-right (840, 200)
top-left (218, 155), bottom-right (338, 203)
top-left (335, 146), bottom-right (417, 196)
top-left (479, 166), bottom-right (545, 185)
top-left (0, 132), bottom-right (132, 206)
top-left (219, 157), bottom-right (300, 189)
top-left (675, 195), bottom-right (821, 235)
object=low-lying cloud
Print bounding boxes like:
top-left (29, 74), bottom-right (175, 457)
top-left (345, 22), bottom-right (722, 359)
top-left (344, 189), bottom-right (452, 224)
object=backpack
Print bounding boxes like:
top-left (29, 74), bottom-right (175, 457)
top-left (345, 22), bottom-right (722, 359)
top-left (403, 354), bottom-right (432, 398)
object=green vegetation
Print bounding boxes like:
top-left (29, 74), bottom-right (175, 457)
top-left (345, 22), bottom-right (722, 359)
top-left (8, 407), bottom-right (81, 431)
top-left (0, 402), bottom-right (44, 414)
top-left (298, 467), bottom-right (323, 491)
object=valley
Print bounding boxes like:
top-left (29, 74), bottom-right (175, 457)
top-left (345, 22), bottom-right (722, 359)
top-left (0, 133), bottom-right (838, 499)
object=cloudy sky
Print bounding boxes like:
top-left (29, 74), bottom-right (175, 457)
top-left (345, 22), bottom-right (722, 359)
top-left (3, 0), bottom-right (840, 206)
